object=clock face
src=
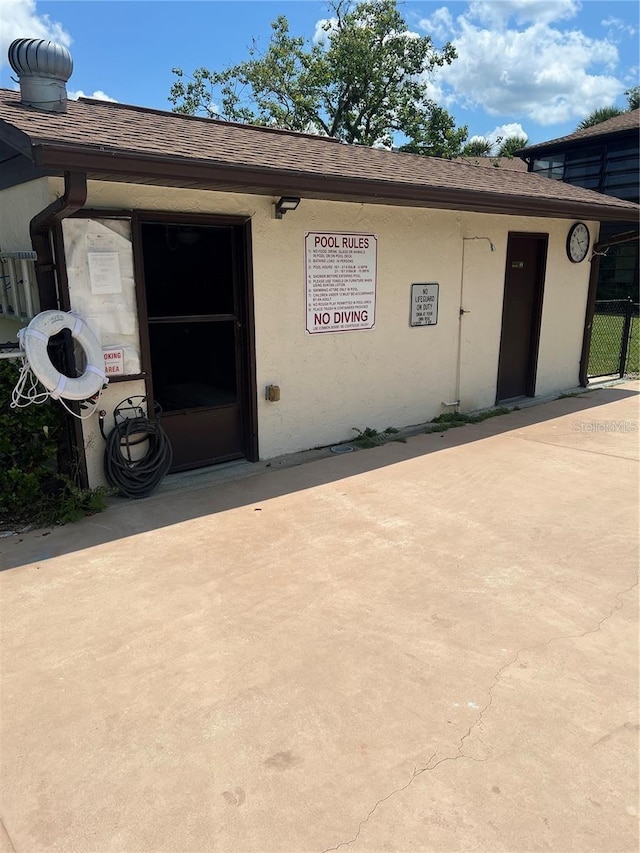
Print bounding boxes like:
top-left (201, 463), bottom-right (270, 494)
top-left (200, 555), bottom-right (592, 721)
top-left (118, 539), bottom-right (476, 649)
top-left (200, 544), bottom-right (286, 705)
top-left (567, 222), bottom-right (590, 263)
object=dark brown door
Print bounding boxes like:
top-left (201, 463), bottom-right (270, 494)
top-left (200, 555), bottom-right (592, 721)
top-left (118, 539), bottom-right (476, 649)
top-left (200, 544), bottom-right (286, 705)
top-left (135, 217), bottom-right (257, 472)
top-left (496, 234), bottom-right (547, 401)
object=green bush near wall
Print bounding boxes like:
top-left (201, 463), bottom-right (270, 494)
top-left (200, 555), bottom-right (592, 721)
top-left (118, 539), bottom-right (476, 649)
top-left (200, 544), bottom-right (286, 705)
top-left (0, 360), bottom-right (107, 530)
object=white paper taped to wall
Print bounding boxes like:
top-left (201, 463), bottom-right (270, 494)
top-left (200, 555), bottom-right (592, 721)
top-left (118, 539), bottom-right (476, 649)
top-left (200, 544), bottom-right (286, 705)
top-left (63, 218), bottom-right (141, 375)
top-left (87, 252), bottom-right (122, 295)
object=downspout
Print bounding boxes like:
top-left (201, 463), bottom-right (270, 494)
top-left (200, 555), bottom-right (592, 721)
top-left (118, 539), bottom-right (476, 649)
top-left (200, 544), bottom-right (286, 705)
top-left (29, 170), bottom-right (88, 486)
top-left (30, 170), bottom-right (87, 309)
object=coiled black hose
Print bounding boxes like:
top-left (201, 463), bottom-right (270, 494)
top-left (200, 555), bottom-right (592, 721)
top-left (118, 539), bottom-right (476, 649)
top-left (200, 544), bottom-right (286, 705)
top-left (104, 416), bottom-right (173, 499)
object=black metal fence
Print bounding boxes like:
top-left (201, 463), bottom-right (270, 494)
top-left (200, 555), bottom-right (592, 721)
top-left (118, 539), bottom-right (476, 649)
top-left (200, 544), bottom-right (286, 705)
top-left (588, 298), bottom-right (639, 379)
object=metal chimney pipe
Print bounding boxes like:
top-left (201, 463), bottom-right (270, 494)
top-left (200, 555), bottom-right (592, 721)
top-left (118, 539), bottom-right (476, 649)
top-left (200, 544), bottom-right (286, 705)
top-left (8, 38), bottom-right (73, 113)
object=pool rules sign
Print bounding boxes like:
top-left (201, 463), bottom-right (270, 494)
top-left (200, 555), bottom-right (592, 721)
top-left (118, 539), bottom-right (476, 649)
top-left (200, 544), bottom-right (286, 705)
top-left (305, 232), bottom-right (377, 334)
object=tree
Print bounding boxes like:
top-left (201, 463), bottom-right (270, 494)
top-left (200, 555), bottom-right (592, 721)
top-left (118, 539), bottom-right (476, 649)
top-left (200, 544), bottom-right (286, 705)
top-left (398, 106), bottom-right (468, 158)
top-left (625, 86), bottom-right (640, 111)
top-left (170, 0), bottom-right (460, 150)
top-left (577, 106), bottom-right (624, 130)
top-left (575, 88), bottom-right (639, 130)
top-left (460, 137), bottom-right (492, 156)
top-left (496, 135), bottom-right (528, 157)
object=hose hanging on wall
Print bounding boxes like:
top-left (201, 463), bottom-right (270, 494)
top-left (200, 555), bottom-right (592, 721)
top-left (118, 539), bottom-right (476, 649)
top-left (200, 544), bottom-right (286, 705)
top-left (102, 397), bottom-right (173, 499)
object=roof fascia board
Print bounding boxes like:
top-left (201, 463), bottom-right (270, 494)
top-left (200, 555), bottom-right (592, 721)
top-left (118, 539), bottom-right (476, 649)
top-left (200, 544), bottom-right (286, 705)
top-left (0, 153), bottom-right (50, 190)
top-left (32, 142), bottom-right (640, 223)
top-left (0, 120), bottom-right (35, 159)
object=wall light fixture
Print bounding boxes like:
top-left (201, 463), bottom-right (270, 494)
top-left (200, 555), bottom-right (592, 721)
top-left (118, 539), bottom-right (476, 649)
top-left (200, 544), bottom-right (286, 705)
top-left (274, 197), bottom-right (301, 219)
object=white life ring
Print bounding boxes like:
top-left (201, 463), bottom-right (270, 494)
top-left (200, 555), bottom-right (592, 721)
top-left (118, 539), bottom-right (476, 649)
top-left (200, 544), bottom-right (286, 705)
top-left (19, 310), bottom-right (107, 401)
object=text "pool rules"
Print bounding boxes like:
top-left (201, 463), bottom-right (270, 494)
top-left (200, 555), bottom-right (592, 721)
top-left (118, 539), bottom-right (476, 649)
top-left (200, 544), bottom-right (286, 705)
top-left (305, 232), bottom-right (377, 334)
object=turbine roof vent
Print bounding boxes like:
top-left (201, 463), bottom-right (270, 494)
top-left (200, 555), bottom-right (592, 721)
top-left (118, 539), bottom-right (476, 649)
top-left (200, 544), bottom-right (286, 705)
top-left (8, 38), bottom-right (73, 113)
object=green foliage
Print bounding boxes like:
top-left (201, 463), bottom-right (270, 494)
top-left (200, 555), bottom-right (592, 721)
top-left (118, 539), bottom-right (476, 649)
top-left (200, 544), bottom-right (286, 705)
top-left (496, 135), bottom-right (528, 157)
top-left (49, 477), bottom-right (109, 525)
top-left (0, 360), bottom-right (62, 525)
top-left (588, 311), bottom-right (640, 379)
top-left (575, 89), bottom-right (639, 131)
top-left (425, 406), bottom-right (512, 433)
top-left (351, 425), bottom-right (405, 448)
top-left (0, 360), bottom-right (108, 529)
top-left (459, 134), bottom-right (528, 160)
top-left (577, 106), bottom-right (624, 130)
top-left (351, 408), bottom-right (513, 447)
top-left (625, 86), bottom-right (639, 111)
top-left (398, 105), bottom-right (468, 159)
top-left (170, 0), bottom-right (461, 150)
top-left (461, 137), bottom-right (492, 156)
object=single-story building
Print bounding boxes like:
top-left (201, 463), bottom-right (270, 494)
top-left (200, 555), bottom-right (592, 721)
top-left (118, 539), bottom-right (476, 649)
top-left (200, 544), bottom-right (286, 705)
top-left (1, 41), bottom-right (638, 490)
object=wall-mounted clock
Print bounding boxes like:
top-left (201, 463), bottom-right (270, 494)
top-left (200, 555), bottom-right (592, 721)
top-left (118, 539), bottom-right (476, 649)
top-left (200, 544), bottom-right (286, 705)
top-left (566, 222), bottom-right (590, 263)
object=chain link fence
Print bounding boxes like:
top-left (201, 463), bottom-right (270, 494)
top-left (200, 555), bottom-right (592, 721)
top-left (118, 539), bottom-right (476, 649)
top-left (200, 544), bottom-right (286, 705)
top-left (588, 298), bottom-right (639, 379)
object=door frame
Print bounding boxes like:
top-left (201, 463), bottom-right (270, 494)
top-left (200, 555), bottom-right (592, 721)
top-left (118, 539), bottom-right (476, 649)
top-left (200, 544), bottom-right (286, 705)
top-left (131, 209), bottom-right (259, 463)
top-left (495, 232), bottom-right (548, 402)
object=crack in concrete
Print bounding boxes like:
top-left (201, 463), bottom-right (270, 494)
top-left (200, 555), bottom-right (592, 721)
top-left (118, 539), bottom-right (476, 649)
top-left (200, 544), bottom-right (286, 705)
top-left (320, 755), bottom-right (435, 853)
top-left (321, 578), bottom-right (638, 853)
top-left (0, 816), bottom-right (18, 853)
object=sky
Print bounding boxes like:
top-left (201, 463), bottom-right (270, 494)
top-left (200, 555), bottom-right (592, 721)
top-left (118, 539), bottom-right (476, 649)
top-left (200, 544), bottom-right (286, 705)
top-left (1, 0), bottom-right (638, 147)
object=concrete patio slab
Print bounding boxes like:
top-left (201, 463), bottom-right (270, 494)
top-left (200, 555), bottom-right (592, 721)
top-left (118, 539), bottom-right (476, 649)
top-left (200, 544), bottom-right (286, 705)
top-left (1, 382), bottom-right (638, 852)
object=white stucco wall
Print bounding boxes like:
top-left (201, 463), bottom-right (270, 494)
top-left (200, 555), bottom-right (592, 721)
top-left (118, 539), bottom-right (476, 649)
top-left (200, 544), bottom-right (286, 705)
top-left (33, 178), bottom-right (597, 485)
top-left (0, 178), bottom-right (52, 248)
top-left (535, 232), bottom-right (596, 397)
top-left (0, 178), bottom-right (53, 341)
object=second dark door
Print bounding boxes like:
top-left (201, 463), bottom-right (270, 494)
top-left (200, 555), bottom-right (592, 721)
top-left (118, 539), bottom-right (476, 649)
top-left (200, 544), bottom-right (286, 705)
top-left (496, 234), bottom-right (547, 401)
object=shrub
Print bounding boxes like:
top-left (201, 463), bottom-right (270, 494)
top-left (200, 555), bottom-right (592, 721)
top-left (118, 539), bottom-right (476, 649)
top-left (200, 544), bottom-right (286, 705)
top-left (350, 426), bottom-right (406, 448)
top-left (0, 359), bottom-right (107, 529)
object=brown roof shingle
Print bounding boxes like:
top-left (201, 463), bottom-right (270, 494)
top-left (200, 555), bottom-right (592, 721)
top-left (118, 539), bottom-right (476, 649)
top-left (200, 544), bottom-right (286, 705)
top-left (1, 89), bottom-right (638, 222)
top-left (453, 155), bottom-right (529, 172)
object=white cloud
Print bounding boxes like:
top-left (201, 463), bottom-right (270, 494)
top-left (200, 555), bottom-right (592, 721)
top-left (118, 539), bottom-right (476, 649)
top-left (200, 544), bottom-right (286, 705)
top-left (314, 14), bottom-right (421, 47)
top-left (313, 17), bottom-right (338, 45)
top-left (422, 77), bottom-right (460, 112)
top-left (2, 2), bottom-right (117, 104)
top-left (419, 7), bottom-right (455, 41)
top-left (486, 122), bottom-right (528, 147)
top-left (0, 0), bottom-right (71, 67)
top-left (467, 0), bottom-right (580, 27)
top-left (68, 90), bottom-right (117, 103)
top-left (466, 123), bottom-right (528, 152)
top-left (423, 7), bottom-right (625, 125)
top-left (601, 16), bottom-right (638, 38)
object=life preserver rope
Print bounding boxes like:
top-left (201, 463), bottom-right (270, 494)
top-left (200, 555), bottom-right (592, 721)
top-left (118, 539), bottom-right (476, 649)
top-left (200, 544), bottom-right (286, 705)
top-left (19, 310), bottom-right (107, 401)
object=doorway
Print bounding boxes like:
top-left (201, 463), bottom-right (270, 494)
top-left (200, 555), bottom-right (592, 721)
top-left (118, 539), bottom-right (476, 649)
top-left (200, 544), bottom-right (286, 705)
top-left (496, 233), bottom-right (547, 401)
top-left (135, 214), bottom-right (257, 472)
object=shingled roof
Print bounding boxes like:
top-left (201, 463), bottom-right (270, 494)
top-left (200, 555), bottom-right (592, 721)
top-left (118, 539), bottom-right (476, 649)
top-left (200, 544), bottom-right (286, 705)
top-left (1, 89), bottom-right (638, 222)
top-left (453, 156), bottom-right (528, 172)
top-left (519, 109), bottom-right (640, 156)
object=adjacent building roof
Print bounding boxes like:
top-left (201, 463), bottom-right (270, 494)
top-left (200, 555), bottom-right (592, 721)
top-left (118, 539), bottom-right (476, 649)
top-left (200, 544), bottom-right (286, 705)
top-left (453, 156), bottom-right (528, 172)
top-left (520, 109), bottom-right (640, 156)
top-left (0, 89), bottom-right (638, 222)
